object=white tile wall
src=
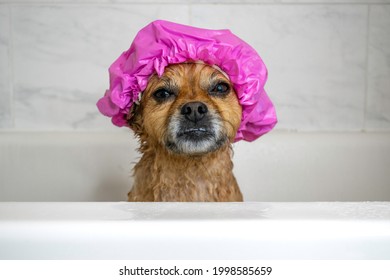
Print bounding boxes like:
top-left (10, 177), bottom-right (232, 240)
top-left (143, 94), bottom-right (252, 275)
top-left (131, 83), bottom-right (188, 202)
top-left (11, 4), bottom-right (189, 131)
top-left (2, 132), bottom-right (390, 201)
top-left (366, 5), bottom-right (390, 131)
top-left (192, 4), bottom-right (368, 131)
top-left (0, 1), bottom-right (389, 132)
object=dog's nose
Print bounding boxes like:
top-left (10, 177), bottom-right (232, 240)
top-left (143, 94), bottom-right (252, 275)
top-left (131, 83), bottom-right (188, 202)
top-left (181, 102), bottom-right (208, 123)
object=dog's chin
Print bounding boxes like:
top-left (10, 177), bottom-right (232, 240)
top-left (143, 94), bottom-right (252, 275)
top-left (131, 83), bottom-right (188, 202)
top-left (166, 130), bottom-right (227, 156)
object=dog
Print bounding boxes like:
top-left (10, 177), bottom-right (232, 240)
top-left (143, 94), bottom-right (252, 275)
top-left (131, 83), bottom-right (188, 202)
top-left (126, 63), bottom-right (243, 202)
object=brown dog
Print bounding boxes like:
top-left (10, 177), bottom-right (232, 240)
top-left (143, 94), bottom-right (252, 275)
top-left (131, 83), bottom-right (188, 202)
top-left (127, 63), bottom-right (243, 202)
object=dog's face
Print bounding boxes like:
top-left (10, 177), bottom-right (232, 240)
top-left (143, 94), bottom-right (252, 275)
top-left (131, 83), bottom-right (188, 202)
top-left (130, 63), bottom-right (242, 155)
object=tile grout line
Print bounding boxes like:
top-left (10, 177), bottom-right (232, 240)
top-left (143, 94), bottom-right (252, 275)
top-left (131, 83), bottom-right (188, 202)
top-left (2, 1), bottom-right (390, 6)
top-left (363, 4), bottom-right (371, 132)
top-left (188, 2), bottom-right (192, 26)
top-left (7, 4), bottom-right (15, 129)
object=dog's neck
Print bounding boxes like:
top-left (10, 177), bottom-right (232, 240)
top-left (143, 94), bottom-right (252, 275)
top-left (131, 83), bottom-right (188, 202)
top-left (143, 141), bottom-right (233, 167)
top-left (129, 142), bottom-right (243, 201)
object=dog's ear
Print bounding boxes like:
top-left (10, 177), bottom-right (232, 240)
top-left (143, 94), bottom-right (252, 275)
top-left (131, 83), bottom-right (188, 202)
top-left (127, 103), bottom-right (142, 134)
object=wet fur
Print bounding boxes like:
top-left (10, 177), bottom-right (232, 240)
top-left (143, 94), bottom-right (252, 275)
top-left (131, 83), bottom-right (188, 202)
top-left (127, 63), bottom-right (243, 202)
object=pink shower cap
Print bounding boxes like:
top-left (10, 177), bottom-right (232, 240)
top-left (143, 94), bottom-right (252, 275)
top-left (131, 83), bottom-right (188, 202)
top-left (97, 20), bottom-right (277, 142)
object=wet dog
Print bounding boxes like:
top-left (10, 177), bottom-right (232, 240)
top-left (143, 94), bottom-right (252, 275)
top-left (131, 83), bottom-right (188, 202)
top-left (127, 63), bottom-right (243, 201)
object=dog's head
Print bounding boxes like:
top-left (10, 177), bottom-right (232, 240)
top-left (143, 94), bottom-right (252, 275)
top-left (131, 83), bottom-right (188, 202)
top-left (129, 63), bottom-right (242, 155)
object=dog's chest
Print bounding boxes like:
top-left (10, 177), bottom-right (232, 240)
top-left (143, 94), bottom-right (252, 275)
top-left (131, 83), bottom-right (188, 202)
top-left (153, 167), bottom-right (223, 201)
top-left (130, 151), bottom-right (242, 202)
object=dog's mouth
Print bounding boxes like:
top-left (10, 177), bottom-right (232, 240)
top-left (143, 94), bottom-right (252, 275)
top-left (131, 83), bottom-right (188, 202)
top-left (166, 117), bottom-right (227, 155)
top-left (177, 127), bottom-right (210, 137)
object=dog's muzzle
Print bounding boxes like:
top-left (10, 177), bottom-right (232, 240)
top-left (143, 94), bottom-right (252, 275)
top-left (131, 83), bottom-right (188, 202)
top-left (166, 102), bottom-right (226, 155)
top-left (178, 102), bottom-right (210, 138)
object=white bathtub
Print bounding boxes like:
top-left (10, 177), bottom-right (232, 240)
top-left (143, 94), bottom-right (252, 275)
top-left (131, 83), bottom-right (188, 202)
top-left (0, 202), bottom-right (389, 259)
top-left (0, 132), bottom-right (389, 260)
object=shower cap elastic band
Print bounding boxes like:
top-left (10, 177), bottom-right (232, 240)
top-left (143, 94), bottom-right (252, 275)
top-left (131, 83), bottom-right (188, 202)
top-left (97, 20), bottom-right (277, 142)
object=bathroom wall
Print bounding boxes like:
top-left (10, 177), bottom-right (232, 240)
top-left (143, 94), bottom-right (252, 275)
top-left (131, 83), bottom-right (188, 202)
top-left (0, 0), bottom-right (389, 133)
top-left (0, 0), bottom-right (389, 201)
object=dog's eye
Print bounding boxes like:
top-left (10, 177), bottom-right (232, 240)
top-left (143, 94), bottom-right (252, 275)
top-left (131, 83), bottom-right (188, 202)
top-left (153, 88), bottom-right (174, 102)
top-left (210, 82), bottom-right (230, 96)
